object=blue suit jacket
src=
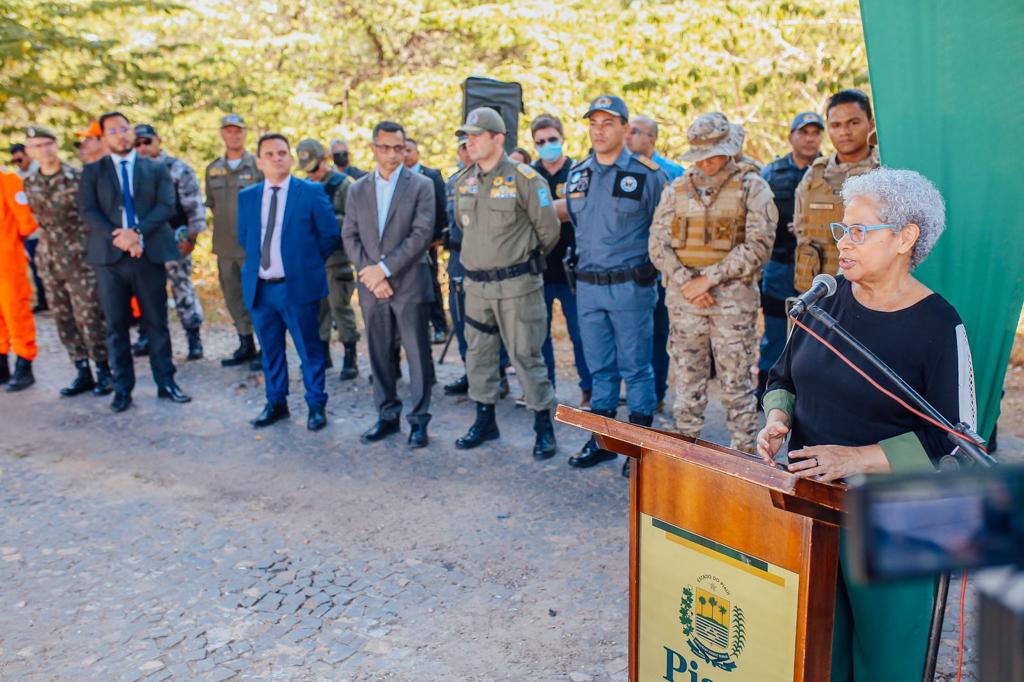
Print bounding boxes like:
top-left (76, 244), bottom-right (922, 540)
top-left (237, 176), bottom-right (340, 309)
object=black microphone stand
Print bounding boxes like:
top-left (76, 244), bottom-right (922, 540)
top-left (795, 304), bottom-right (995, 682)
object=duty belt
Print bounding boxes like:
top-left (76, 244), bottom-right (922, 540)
top-left (463, 251), bottom-right (544, 283)
top-left (576, 261), bottom-right (657, 286)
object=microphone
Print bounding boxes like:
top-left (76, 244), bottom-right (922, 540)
top-left (789, 273), bottom-right (837, 318)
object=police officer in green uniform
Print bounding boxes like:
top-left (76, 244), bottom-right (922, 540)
top-left (205, 114), bottom-right (263, 368)
top-left (452, 108), bottom-right (561, 459)
top-left (296, 138), bottom-right (361, 380)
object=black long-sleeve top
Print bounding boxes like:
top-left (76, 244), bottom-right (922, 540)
top-left (763, 277), bottom-right (977, 472)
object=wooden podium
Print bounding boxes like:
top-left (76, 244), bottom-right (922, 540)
top-left (556, 406), bottom-right (845, 682)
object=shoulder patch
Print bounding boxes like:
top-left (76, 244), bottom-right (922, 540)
top-left (636, 155), bottom-right (660, 171)
top-left (516, 163), bottom-right (538, 180)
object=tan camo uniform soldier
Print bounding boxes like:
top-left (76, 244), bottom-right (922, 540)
top-left (793, 89), bottom-right (880, 291)
top-left (452, 107), bottom-right (561, 460)
top-left (649, 112), bottom-right (777, 452)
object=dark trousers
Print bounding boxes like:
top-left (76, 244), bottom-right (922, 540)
top-left (24, 238), bottom-right (46, 308)
top-left (541, 282), bottom-right (591, 391)
top-left (251, 281), bottom-right (326, 408)
top-left (427, 248), bottom-right (447, 333)
top-left (653, 282), bottom-right (670, 402)
top-left (95, 256), bottom-right (175, 393)
top-left (362, 299), bottom-right (432, 425)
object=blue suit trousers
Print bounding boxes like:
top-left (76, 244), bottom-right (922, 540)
top-left (251, 280), bottom-right (326, 408)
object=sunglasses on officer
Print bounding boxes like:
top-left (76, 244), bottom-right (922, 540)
top-left (135, 138), bottom-right (154, 147)
top-left (533, 135), bottom-right (561, 146)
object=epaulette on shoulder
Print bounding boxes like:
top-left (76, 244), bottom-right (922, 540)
top-left (570, 156), bottom-right (592, 172)
top-left (516, 162), bottom-right (538, 179)
top-left (811, 155), bottom-right (830, 169)
top-left (636, 155), bottom-right (660, 172)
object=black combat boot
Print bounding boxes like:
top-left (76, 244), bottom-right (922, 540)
top-left (568, 409), bottom-right (618, 468)
top-left (61, 359), bottom-right (95, 397)
top-left (5, 356), bottom-right (34, 392)
top-left (339, 342), bottom-right (358, 381)
top-left (222, 333), bottom-right (257, 367)
top-left (186, 328), bottom-right (203, 361)
top-left (0, 354), bottom-right (9, 384)
top-left (455, 402), bottom-right (500, 450)
top-left (132, 329), bottom-right (150, 357)
top-left (93, 361), bottom-right (114, 396)
top-left (532, 409), bottom-right (557, 460)
top-left (622, 413), bottom-right (654, 477)
top-left (443, 374), bottom-right (469, 395)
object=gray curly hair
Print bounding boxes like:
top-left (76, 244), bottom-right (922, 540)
top-left (841, 168), bottom-right (946, 269)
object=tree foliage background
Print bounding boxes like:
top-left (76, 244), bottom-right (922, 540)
top-left (3, 0), bottom-right (868, 172)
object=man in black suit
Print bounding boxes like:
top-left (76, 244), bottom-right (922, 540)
top-left (344, 122), bottom-right (436, 448)
top-left (77, 111), bottom-right (191, 412)
top-left (403, 138), bottom-right (449, 344)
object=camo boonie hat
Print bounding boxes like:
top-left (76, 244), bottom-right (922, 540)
top-left (681, 112), bottom-right (741, 162)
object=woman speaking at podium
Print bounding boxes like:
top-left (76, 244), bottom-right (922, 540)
top-left (756, 168), bottom-right (977, 681)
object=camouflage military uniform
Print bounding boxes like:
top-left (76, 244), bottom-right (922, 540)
top-left (792, 147), bottom-right (880, 291)
top-left (22, 162), bottom-right (107, 363)
top-left (649, 113), bottom-right (777, 453)
top-left (157, 152), bottom-right (205, 332)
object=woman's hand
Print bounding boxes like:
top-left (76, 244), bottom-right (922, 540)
top-left (756, 409), bottom-right (790, 465)
top-left (787, 444), bottom-right (891, 483)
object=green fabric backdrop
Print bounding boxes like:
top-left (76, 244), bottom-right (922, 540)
top-left (859, 0), bottom-right (1024, 441)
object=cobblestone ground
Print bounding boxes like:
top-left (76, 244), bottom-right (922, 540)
top-left (0, 315), bottom-right (1018, 681)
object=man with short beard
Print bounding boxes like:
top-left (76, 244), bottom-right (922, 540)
top-left (77, 111), bottom-right (191, 412)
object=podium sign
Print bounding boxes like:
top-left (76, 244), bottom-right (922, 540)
top-left (555, 406), bottom-right (844, 682)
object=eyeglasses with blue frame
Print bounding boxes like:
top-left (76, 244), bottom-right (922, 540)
top-left (829, 222), bottom-right (901, 244)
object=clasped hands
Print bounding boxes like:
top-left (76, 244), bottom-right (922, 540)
top-left (680, 274), bottom-right (715, 308)
top-left (359, 263), bottom-right (393, 299)
top-left (112, 228), bottom-right (143, 258)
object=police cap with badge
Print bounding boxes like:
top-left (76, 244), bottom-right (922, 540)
top-left (296, 139), bottom-right (327, 174)
top-left (25, 124), bottom-right (57, 142)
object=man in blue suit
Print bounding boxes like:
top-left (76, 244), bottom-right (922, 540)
top-left (238, 133), bottom-right (340, 431)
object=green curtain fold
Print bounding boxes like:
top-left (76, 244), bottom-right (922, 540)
top-left (859, 0), bottom-right (1024, 441)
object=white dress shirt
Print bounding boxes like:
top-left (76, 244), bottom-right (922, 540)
top-left (259, 176), bottom-right (290, 279)
top-left (109, 149), bottom-right (137, 229)
top-left (374, 166), bottom-right (402, 276)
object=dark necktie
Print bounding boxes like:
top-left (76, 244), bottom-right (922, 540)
top-left (120, 160), bottom-right (137, 228)
top-left (261, 186), bottom-right (280, 270)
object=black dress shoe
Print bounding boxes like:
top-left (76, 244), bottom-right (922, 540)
top-left (568, 435), bottom-right (617, 468)
top-left (408, 423), bottom-right (429, 449)
top-left (360, 419), bottom-right (400, 444)
top-left (307, 404), bottom-right (327, 431)
top-left (251, 402), bottom-right (289, 428)
top-left (443, 374), bottom-right (469, 396)
top-left (157, 382), bottom-right (192, 403)
top-left (110, 392), bottom-right (133, 413)
top-left (5, 356), bottom-right (34, 392)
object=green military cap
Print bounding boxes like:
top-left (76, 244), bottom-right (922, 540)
top-left (456, 107), bottom-right (506, 136)
top-left (25, 124), bottom-right (57, 141)
top-left (296, 138), bottom-right (326, 173)
top-left (220, 113), bottom-right (247, 129)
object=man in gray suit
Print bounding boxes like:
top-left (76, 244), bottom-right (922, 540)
top-left (342, 121), bottom-right (436, 448)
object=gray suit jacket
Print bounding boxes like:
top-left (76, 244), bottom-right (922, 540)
top-left (342, 168), bottom-right (436, 304)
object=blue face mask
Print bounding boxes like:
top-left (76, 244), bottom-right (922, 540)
top-left (537, 141), bottom-right (563, 163)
